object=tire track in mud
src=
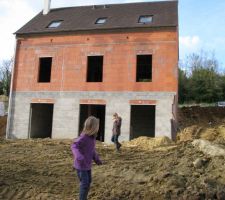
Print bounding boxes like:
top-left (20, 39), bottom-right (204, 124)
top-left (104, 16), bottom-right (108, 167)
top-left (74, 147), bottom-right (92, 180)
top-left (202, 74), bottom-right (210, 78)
top-left (0, 186), bottom-right (62, 200)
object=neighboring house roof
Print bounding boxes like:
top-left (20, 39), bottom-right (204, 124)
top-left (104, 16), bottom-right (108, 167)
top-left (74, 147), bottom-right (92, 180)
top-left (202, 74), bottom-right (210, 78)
top-left (15, 1), bottom-right (178, 36)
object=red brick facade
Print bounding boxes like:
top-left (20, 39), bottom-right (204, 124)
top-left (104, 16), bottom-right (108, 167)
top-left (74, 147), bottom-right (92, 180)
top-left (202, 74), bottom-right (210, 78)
top-left (13, 28), bottom-right (178, 93)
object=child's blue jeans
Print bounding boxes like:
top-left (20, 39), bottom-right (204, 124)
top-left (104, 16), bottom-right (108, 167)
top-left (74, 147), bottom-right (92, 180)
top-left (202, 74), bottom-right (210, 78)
top-left (76, 169), bottom-right (92, 200)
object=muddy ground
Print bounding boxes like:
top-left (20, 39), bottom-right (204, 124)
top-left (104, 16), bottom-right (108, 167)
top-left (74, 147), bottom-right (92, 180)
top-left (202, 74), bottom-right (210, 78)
top-left (0, 107), bottom-right (225, 200)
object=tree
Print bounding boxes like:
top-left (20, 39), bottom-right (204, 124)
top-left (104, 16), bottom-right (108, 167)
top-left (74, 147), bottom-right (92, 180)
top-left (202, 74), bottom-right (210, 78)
top-left (179, 51), bottom-right (223, 103)
top-left (218, 73), bottom-right (225, 100)
top-left (0, 59), bottom-right (13, 96)
top-left (178, 68), bottom-right (189, 103)
top-left (190, 67), bottom-right (222, 102)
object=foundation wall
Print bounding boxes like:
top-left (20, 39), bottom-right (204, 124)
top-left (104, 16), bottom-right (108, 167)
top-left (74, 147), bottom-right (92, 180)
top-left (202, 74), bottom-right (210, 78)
top-left (8, 91), bottom-right (175, 142)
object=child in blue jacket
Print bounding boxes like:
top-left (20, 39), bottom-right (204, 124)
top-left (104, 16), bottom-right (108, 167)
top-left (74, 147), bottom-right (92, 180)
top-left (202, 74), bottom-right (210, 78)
top-left (71, 116), bottom-right (102, 200)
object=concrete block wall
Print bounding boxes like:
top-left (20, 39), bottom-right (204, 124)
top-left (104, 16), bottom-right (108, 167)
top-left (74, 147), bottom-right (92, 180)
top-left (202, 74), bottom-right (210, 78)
top-left (8, 91), bottom-right (176, 142)
top-left (104, 97), bottom-right (131, 143)
top-left (9, 93), bottom-right (30, 139)
top-left (155, 98), bottom-right (174, 138)
top-left (52, 98), bottom-right (79, 138)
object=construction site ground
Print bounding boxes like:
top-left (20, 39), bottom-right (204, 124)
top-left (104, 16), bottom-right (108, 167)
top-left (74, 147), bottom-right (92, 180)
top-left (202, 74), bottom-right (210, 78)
top-left (0, 106), bottom-right (225, 200)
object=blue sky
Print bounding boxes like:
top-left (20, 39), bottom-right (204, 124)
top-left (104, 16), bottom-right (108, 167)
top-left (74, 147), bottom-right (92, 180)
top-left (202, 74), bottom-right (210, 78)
top-left (0, 0), bottom-right (225, 70)
top-left (179, 0), bottom-right (225, 70)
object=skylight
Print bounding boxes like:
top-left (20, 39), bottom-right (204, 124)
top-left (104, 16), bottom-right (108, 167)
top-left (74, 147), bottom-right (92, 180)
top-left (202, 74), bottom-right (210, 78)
top-left (47, 21), bottom-right (62, 28)
top-left (138, 16), bottom-right (153, 24)
top-left (95, 18), bottom-right (107, 24)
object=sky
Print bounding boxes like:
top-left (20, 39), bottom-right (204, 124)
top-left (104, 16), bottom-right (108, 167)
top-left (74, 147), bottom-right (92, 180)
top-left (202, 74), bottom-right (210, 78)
top-left (0, 0), bottom-right (225, 70)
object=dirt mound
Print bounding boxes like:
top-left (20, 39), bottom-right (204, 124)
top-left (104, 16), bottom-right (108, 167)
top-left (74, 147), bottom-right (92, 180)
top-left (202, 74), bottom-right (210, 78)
top-left (177, 125), bottom-right (225, 144)
top-left (177, 106), bottom-right (225, 144)
top-left (176, 125), bottom-right (202, 141)
top-left (178, 106), bottom-right (225, 129)
top-left (123, 136), bottom-right (174, 150)
top-left (0, 116), bottom-right (7, 138)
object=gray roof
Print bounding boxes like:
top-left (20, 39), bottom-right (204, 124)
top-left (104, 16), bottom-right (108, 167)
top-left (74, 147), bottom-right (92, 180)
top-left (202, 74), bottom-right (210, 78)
top-left (16, 1), bottom-right (178, 36)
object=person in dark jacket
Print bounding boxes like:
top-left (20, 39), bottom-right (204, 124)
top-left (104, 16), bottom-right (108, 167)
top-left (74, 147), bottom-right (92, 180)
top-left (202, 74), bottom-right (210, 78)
top-left (111, 113), bottom-right (122, 151)
top-left (71, 116), bottom-right (102, 200)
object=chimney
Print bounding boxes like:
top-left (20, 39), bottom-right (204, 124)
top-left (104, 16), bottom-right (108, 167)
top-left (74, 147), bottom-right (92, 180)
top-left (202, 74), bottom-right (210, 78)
top-left (43, 0), bottom-right (51, 15)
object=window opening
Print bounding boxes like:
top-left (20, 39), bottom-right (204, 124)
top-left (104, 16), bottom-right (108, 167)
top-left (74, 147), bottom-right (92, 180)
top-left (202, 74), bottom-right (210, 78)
top-left (38, 57), bottom-right (52, 83)
top-left (87, 56), bottom-right (103, 82)
top-left (136, 55), bottom-right (152, 82)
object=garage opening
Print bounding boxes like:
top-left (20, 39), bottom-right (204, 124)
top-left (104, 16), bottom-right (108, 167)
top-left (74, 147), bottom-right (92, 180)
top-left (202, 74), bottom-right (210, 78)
top-left (130, 105), bottom-right (155, 139)
top-left (29, 103), bottom-right (54, 138)
top-left (79, 104), bottom-right (105, 141)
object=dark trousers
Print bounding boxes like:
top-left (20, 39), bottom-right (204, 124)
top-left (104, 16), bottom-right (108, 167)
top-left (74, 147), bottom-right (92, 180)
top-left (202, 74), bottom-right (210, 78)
top-left (111, 134), bottom-right (121, 150)
top-left (77, 170), bottom-right (92, 200)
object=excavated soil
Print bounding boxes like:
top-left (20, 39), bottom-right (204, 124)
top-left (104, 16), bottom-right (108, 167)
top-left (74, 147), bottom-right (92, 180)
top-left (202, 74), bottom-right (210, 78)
top-left (0, 106), bottom-right (225, 199)
top-left (177, 107), bottom-right (225, 144)
top-left (0, 116), bottom-right (7, 138)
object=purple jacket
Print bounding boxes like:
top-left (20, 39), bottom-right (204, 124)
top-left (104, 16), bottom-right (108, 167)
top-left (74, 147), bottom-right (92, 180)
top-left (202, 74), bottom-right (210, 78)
top-left (71, 133), bottom-right (102, 170)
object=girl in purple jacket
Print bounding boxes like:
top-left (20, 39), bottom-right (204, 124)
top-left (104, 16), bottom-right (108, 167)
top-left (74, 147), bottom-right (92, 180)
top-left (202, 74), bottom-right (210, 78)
top-left (71, 116), bottom-right (102, 200)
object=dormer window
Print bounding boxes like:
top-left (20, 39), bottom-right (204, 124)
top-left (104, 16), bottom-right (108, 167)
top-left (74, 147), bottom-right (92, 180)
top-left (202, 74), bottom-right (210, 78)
top-left (138, 16), bottom-right (153, 24)
top-left (95, 18), bottom-right (107, 24)
top-left (47, 21), bottom-right (62, 28)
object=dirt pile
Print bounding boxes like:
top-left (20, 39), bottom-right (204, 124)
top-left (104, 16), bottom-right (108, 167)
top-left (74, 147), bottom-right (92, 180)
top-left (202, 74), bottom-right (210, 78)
top-left (177, 125), bottom-right (225, 143)
top-left (123, 136), bottom-right (174, 150)
top-left (177, 106), bottom-right (225, 144)
top-left (178, 106), bottom-right (225, 129)
top-left (0, 116), bottom-right (7, 138)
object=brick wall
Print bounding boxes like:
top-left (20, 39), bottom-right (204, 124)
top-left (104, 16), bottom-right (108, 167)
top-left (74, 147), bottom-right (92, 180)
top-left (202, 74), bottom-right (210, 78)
top-left (13, 28), bottom-right (178, 92)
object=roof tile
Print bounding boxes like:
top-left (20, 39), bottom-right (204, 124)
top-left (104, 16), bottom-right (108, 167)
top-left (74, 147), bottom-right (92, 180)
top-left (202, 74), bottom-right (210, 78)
top-left (16, 1), bottom-right (178, 35)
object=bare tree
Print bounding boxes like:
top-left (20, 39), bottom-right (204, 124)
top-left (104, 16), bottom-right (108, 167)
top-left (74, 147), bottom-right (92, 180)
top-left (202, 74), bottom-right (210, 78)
top-left (0, 58), bottom-right (13, 96)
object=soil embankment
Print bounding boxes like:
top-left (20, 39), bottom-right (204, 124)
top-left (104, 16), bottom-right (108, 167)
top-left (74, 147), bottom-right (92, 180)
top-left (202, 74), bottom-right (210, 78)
top-left (177, 106), bottom-right (225, 143)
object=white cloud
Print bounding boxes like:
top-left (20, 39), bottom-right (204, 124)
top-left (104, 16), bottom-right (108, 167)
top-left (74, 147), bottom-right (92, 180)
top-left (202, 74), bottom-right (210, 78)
top-left (179, 36), bottom-right (201, 60)
top-left (0, 0), bottom-right (36, 61)
top-left (179, 36), bottom-right (200, 49)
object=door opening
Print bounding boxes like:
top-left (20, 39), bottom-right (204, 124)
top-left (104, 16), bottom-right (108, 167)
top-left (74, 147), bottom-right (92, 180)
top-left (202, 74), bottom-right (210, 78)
top-left (29, 103), bottom-right (54, 138)
top-left (130, 105), bottom-right (155, 140)
top-left (79, 104), bottom-right (105, 142)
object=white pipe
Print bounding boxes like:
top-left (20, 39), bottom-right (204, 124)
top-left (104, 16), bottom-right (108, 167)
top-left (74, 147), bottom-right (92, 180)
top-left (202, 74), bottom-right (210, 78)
top-left (43, 0), bottom-right (51, 15)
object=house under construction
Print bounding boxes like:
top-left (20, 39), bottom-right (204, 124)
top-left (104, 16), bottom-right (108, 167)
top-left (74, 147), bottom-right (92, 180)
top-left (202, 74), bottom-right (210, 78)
top-left (7, 0), bottom-right (178, 143)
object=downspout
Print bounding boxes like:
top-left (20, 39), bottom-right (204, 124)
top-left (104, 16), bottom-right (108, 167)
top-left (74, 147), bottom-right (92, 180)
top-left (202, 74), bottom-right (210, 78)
top-left (6, 39), bottom-right (19, 139)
